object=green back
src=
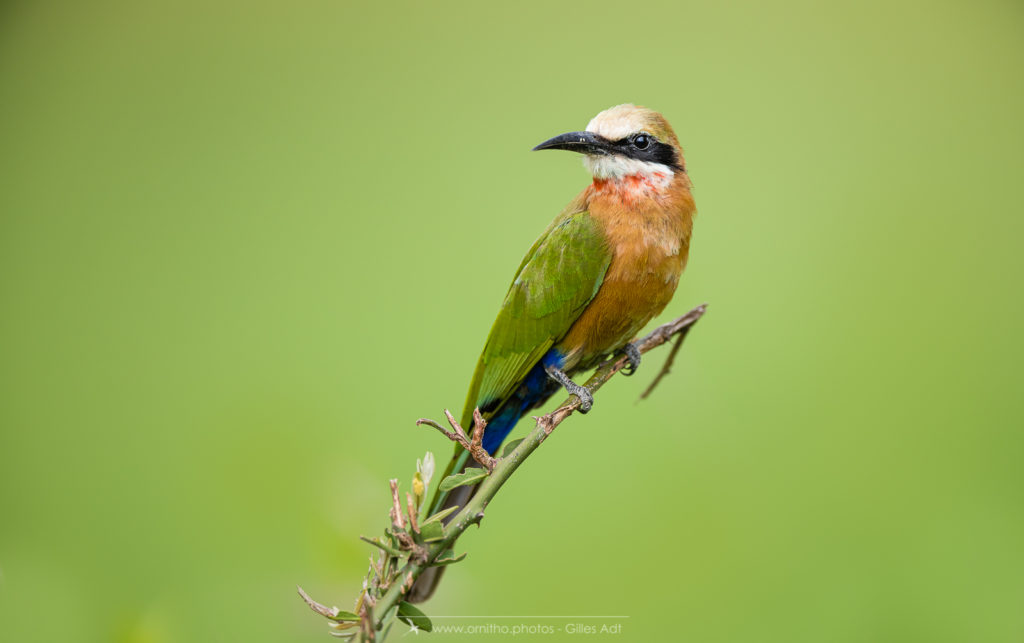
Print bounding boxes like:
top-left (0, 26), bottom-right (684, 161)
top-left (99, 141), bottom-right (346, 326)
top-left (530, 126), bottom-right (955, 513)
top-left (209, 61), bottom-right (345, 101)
top-left (428, 208), bottom-right (612, 515)
top-left (461, 209), bottom-right (612, 428)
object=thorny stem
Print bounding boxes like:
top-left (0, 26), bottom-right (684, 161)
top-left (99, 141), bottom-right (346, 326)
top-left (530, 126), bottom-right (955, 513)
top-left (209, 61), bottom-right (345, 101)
top-left (301, 303), bottom-right (707, 640)
top-left (371, 304), bottom-right (706, 631)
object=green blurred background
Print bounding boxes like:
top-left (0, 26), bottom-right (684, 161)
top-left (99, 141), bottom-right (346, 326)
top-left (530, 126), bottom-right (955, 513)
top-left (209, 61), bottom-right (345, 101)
top-left (2, 0), bottom-right (1022, 641)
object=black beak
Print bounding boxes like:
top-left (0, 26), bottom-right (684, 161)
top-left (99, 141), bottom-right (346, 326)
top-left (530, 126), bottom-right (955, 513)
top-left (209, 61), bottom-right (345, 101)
top-left (532, 131), bottom-right (615, 155)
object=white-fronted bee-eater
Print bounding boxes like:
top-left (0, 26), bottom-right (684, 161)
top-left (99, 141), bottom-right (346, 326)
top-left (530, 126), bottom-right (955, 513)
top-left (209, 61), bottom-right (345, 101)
top-left (411, 104), bottom-right (696, 602)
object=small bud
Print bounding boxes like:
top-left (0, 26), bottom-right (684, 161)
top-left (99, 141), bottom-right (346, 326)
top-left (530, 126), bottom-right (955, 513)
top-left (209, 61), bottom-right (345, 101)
top-left (418, 452), bottom-right (435, 487)
top-left (412, 472), bottom-right (425, 499)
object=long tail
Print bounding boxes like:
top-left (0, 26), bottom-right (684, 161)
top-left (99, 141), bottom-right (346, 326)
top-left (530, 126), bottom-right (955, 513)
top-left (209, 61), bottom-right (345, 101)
top-left (408, 359), bottom-right (561, 603)
top-left (405, 402), bottom-right (524, 603)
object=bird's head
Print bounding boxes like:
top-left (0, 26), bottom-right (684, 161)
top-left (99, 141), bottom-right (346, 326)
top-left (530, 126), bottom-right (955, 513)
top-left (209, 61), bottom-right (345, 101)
top-left (533, 104), bottom-right (685, 182)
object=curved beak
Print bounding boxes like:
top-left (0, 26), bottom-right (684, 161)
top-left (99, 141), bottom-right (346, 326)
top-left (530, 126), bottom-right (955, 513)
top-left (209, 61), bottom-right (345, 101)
top-left (532, 131), bottom-right (615, 155)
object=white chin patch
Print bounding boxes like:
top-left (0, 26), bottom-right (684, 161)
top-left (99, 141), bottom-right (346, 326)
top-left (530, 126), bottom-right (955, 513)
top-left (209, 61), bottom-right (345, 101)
top-left (583, 155), bottom-right (673, 182)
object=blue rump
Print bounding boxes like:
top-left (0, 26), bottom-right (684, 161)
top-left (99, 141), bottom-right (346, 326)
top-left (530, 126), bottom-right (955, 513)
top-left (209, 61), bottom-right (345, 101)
top-left (480, 348), bottom-right (564, 455)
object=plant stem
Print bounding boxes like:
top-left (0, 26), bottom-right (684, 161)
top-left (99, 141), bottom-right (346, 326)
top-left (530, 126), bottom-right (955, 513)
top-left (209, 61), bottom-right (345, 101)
top-left (370, 303), bottom-right (707, 631)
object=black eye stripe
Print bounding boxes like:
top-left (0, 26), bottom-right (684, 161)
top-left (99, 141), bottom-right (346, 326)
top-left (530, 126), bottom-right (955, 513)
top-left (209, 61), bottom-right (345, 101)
top-left (610, 136), bottom-right (683, 170)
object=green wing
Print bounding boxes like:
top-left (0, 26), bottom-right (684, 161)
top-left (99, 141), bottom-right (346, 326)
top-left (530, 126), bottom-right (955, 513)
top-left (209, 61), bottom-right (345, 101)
top-left (461, 209), bottom-right (612, 427)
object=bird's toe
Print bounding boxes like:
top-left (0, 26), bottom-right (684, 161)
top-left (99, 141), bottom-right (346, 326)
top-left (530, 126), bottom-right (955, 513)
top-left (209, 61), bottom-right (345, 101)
top-left (621, 342), bottom-right (642, 376)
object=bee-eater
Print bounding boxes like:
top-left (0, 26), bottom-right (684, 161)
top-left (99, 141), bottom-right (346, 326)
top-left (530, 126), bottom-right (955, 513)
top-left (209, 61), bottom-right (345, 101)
top-left (410, 104), bottom-right (695, 602)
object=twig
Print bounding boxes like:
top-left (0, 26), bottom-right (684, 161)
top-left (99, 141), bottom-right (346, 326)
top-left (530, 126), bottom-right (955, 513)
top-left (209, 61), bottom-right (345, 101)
top-left (639, 303), bottom-right (705, 399)
top-left (416, 409), bottom-right (496, 471)
top-left (388, 480), bottom-right (404, 531)
top-left (370, 303), bottom-right (708, 630)
top-left (359, 536), bottom-right (403, 558)
top-left (301, 304), bottom-right (707, 641)
top-left (405, 493), bottom-right (419, 534)
top-left (359, 603), bottom-right (375, 642)
top-left (297, 585), bottom-right (342, 620)
top-left (469, 408), bottom-right (490, 466)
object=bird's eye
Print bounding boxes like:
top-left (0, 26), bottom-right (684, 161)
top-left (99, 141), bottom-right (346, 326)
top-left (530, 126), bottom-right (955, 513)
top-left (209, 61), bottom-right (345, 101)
top-left (632, 134), bottom-right (651, 150)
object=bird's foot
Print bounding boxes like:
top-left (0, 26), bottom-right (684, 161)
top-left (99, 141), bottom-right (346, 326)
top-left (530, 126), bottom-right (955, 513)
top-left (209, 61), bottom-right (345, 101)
top-left (620, 342), bottom-right (642, 376)
top-left (544, 365), bottom-right (594, 413)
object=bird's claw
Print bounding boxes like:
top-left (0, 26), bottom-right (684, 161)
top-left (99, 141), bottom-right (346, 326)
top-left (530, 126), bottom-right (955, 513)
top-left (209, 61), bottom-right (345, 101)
top-left (621, 342), bottom-right (641, 376)
top-left (573, 385), bottom-right (594, 413)
top-left (545, 365), bottom-right (594, 413)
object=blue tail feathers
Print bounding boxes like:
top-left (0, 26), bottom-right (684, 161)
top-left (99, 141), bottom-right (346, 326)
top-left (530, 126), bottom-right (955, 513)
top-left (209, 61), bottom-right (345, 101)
top-left (480, 348), bottom-right (565, 454)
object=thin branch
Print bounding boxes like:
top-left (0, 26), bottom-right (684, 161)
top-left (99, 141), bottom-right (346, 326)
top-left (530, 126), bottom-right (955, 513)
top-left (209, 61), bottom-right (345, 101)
top-left (301, 304), bottom-right (708, 641)
top-left (297, 585), bottom-right (342, 620)
top-left (405, 493), bottom-right (419, 534)
top-left (639, 303), bottom-right (705, 399)
top-left (370, 303), bottom-right (708, 630)
top-left (416, 409), bottom-right (496, 471)
top-left (359, 603), bottom-right (375, 642)
top-left (639, 332), bottom-right (683, 400)
top-left (469, 408), bottom-right (491, 468)
top-left (359, 536), bottom-right (404, 558)
top-left (387, 480), bottom-right (404, 531)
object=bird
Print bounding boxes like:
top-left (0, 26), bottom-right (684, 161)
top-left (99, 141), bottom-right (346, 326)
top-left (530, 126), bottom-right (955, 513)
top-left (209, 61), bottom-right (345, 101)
top-left (408, 104), bottom-right (695, 602)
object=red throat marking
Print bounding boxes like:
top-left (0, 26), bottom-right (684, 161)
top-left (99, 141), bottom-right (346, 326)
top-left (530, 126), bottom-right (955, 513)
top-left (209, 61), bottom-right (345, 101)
top-left (592, 172), bottom-right (668, 201)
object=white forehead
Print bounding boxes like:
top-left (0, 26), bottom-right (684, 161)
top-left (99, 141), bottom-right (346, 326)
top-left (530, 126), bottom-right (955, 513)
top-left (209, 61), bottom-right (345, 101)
top-left (585, 104), bottom-right (648, 141)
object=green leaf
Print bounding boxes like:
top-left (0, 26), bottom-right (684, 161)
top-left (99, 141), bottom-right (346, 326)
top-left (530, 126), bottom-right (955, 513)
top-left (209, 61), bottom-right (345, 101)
top-left (438, 469), bottom-right (487, 492)
top-left (398, 601), bottom-right (433, 632)
top-left (359, 535), bottom-right (404, 557)
top-left (419, 520), bottom-right (444, 543)
top-left (432, 552), bottom-right (467, 566)
top-left (330, 610), bottom-right (361, 622)
top-left (500, 438), bottom-right (525, 457)
top-left (422, 505), bottom-right (459, 525)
